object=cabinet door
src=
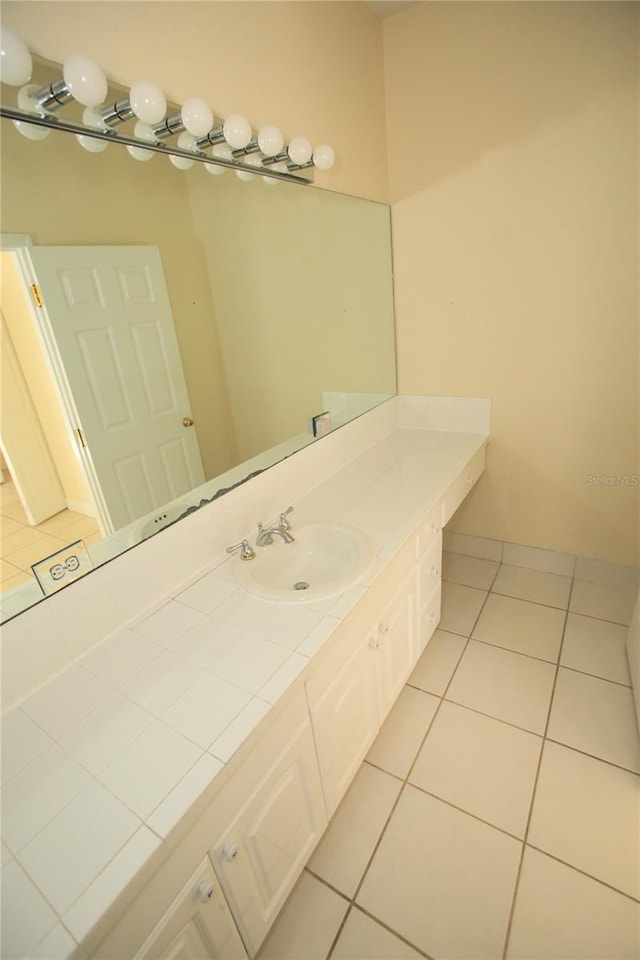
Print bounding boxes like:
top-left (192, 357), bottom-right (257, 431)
top-left (374, 573), bottom-right (418, 722)
top-left (211, 722), bottom-right (326, 957)
top-left (308, 634), bottom-right (379, 819)
top-left (136, 859), bottom-right (247, 960)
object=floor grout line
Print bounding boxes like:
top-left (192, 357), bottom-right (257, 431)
top-left (500, 574), bottom-right (574, 959)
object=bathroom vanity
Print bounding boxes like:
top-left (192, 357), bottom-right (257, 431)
top-left (0, 397), bottom-right (489, 960)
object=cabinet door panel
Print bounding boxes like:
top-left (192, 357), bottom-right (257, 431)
top-left (375, 575), bottom-right (417, 721)
top-left (244, 762), bottom-right (317, 906)
top-left (212, 723), bottom-right (325, 957)
top-left (136, 859), bottom-right (246, 960)
top-left (309, 638), bottom-right (379, 818)
top-left (159, 918), bottom-right (221, 960)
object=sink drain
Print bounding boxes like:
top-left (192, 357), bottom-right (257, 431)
top-left (293, 581), bottom-right (310, 591)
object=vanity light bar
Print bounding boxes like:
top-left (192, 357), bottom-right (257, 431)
top-left (0, 27), bottom-right (336, 181)
top-left (0, 104), bottom-right (315, 184)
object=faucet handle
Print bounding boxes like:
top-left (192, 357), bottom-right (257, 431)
top-left (278, 506), bottom-right (294, 531)
top-left (226, 539), bottom-right (256, 561)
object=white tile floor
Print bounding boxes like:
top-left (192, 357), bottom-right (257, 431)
top-left (258, 554), bottom-right (640, 960)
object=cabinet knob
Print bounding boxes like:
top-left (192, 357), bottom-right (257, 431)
top-left (429, 524), bottom-right (440, 534)
top-left (221, 842), bottom-right (239, 862)
top-left (378, 622), bottom-right (389, 635)
top-left (465, 477), bottom-right (474, 486)
top-left (430, 566), bottom-right (440, 577)
top-left (428, 612), bottom-right (438, 623)
top-left (198, 881), bottom-right (215, 902)
top-left (368, 636), bottom-right (380, 649)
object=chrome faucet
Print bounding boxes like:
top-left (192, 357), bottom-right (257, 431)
top-left (226, 539), bottom-right (256, 561)
top-left (256, 507), bottom-right (295, 546)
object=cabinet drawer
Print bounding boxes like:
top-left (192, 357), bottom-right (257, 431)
top-left (442, 447), bottom-right (486, 525)
top-left (419, 583), bottom-right (441, 653)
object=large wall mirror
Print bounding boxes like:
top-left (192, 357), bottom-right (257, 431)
top-left (0, 58), bottom-right (396, 622)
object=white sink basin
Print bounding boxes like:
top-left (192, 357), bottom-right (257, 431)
top-left (232, 522), bottom-right (376, 603)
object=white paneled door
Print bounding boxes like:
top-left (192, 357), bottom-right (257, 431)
top-left (28, 246), bottom-right (205, 533)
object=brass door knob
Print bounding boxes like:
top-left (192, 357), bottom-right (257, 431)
top-left (182, 416), bottom-right (194, 427)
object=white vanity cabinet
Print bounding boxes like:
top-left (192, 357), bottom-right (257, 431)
top-left (207, 694), bottom-right (327, 958)
top-left (135, 859), bottom-right (247, 960)
top-left (306, 538), bottom-right (423, 817)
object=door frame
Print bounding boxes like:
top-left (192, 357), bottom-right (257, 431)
top-left (0, 234), bottom-right (113, 533)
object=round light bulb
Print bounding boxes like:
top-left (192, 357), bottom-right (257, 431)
top-left (223, 113), bottom-right (252, 150)
top-left (235, 154), bottom-right (263, 182)
top-left (257, 125), bottom-right (284, 158)
top-left (169, 131), bottom-right (196, 170)
top-left (288, 136), bottom-right (312, 165)
top-left (126, 120), bottom-right (156, 161)
top-left (312, 143), bottom-right (335, 171)
top-left (76, 133), bottom-right (109, 153)
top-left (181, 98), bottom-right (213, 137)
top-left (17, 83), bottom-right (43, 114)
top-left (82, 105), bottom-right (109, 131)
top-left (63, 55), bottom-right (108, 107)
top-left (0, 27), bottom-right (32, 86)
top-left (12, 118), bottom-right (50, 141)
top-left (205, 141), bottom-right (233, 175)
top-left (262, 160), bottom-right (287, 185)
top-left (129, 79), bottom-right (166, 125)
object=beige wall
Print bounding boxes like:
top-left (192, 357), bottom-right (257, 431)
top-left (385, 1), bottom-right (639, 566)
top-left (1, 0), bottom-right (388, 203)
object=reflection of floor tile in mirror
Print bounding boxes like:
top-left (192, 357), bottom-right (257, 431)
top-left (0, 480), bottom-right (102, 594)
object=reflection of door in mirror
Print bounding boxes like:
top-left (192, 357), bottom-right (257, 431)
top-left (27, 244), bottom-right (205, 532)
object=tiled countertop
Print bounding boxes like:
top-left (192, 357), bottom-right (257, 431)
top-left (1, 412), bottom-right (488, 960)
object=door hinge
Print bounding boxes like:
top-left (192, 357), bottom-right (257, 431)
top-left (30, 284), bottom-right (44, 308)
top-left (76, 427), bottom-right (87, 448)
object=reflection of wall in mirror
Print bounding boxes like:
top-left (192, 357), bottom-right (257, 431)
top-left (0, 121), bottom-right (239, 483)
top-left (186, 169), bottom-right (396, 462)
